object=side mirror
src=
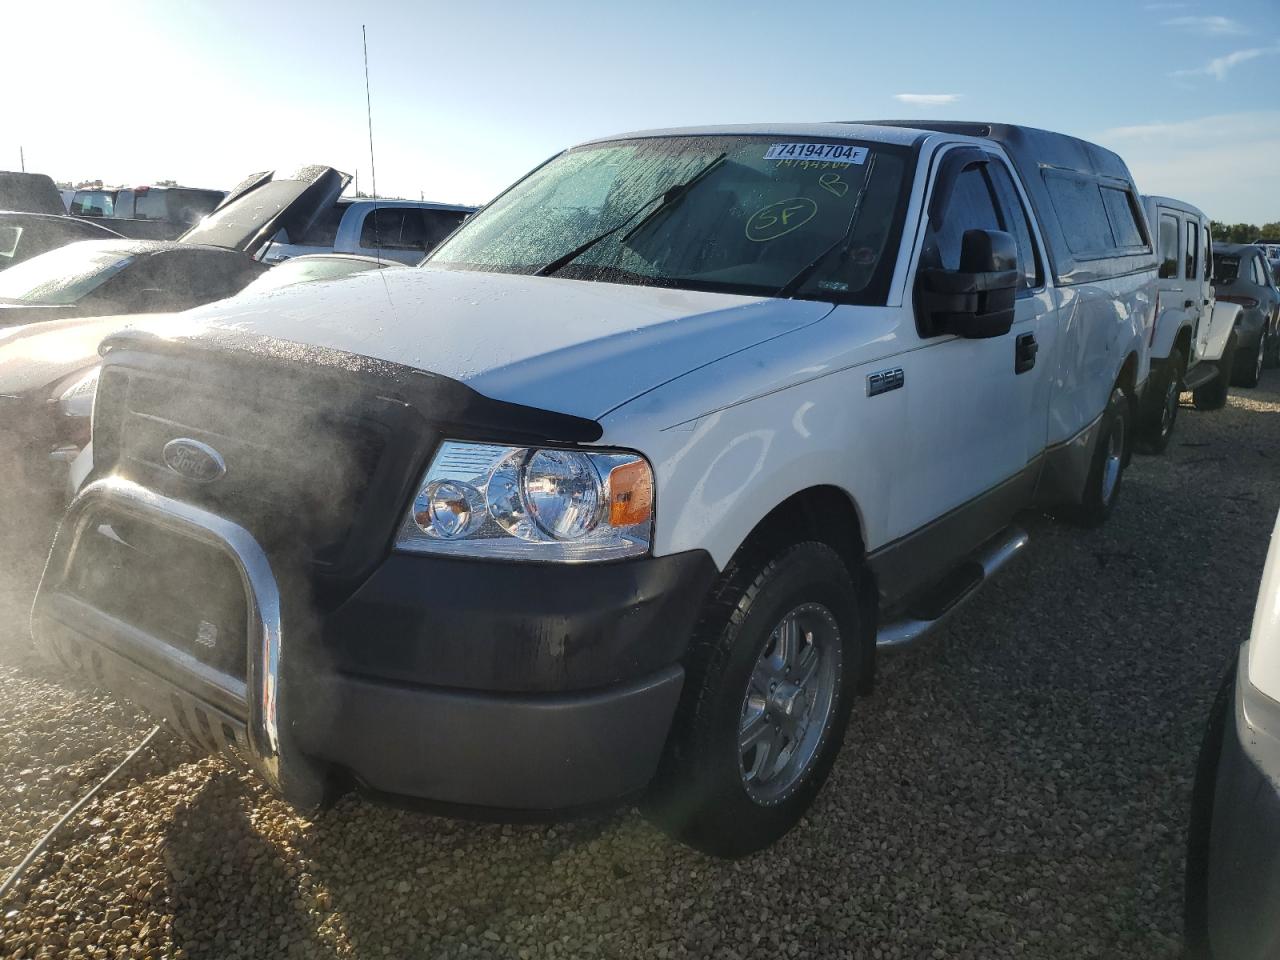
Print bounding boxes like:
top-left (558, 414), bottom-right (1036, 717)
top-left (916, 229), bottom-right (1019, 339)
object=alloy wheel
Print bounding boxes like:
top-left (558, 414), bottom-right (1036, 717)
top-left (738, 603), bottom-right (842, 805)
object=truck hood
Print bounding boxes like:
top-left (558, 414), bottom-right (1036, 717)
top-left (177, 266), bottom-right (832, 419)
top-left (178, 165), bottom-right (351, 258)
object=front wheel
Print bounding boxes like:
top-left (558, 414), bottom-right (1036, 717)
top-left (1062, 385), bottom-right (1132, 528)
top-left (646, 540), bottom-right (865, 858)
top-left (1265, 313), bottom-right (1280, 368)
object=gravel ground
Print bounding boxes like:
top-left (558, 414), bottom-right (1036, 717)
top-left (2, 371), bottom-right (1278, 960)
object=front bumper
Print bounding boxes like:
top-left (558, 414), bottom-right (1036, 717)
top-left (33, 476), bottom-right (716, 812)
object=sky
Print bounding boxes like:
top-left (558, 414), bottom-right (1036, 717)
top-left (4, 0), bottom-right (1278, 222)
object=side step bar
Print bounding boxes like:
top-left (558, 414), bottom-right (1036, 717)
top-left (1182, 361), bottom-right (1218, 392)
top-left (875, 526), bottom-right (1030, 650)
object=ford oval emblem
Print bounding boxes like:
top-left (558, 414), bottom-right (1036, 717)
top-left (162, 438), bottom-right (226, 483)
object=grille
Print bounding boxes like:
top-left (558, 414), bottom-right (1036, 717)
top-left (66, 509), bottom-right (250, 682)
top-left (96, 365), bottom-right (389, 571)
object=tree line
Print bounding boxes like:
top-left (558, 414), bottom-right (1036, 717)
top-left (1211, 222), bottom-right (1280, 245)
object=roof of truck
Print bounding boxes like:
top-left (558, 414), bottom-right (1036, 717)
top-left (581, 122), bottom-right (928, 148)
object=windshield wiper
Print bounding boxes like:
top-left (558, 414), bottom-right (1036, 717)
top-left (536, 152), bottom-right (728, 278)
top-left (773, 154), bottom-right (879, 300)
top-left (619, 152), bottom-right (728, 245)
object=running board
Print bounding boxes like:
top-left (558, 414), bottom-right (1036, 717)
top-left (1182, 362), bottom-right (1218, 392)
top-left (875, 527), bottom-right (1030, 650)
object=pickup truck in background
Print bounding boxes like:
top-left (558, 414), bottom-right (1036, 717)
top-left (34, 120), bottom-right (1155, 857)
top-left (69, 185), bottom-right (226, 240)
top-left (259, 198), bottom-right (475, 264)
top-left (1138, 195), bottom-right (1241, 451)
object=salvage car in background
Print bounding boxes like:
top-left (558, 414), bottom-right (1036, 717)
top-left (0, 212), bottom-right (122, 270)
top-left (0, 171), bottom-right (66, 215)
top-left (69, 184), bottom-right (225, 240)
top-left (0, 165), bottom-right (353, 329)
top-left (259, 198), bottom-right (474, 265)
top-left (1212, 243), bottom-right (1280, 387)
top-left (1186, 509), bottom-right (1280, 960)
top-left (0, 239), bottom-right (267, 328)
top-left (0, 253), bottom-right (405, 539)
top-left (1137, 196), bottom-right (1240, 449)
top-left (30, 120), bottom-right (1154, 857)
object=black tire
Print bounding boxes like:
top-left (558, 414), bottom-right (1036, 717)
top-left (1265, 312), bottom-right (1280, 369)
top-left (1062, 385), bottom-right (1132, 528)
top-left (1137, 347), bottom-right (1183, 455)
top-left (1233, 329), bottom-right (1265, 388)
top-left (1184, 657), bottom-right (1237, 959)
top-left (1193, 333), bottom-right (1236, 411)
top-left (646, 540), bottom-right (866, 858)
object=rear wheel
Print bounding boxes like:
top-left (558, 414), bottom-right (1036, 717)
top-left (1234, 330), bottom-right (1265, 388)
top-left (646, 540), bottom-right (865, 858)
top-left (1062, 385), bottom-right (1131, 528)
top-left (1137, 347), bottom-right (1183, 455)
top-left (1193, 333), bottom-right (1236, 411)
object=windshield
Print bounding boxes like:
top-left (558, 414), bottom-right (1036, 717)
top-left (1212, 254), bottom-right (1240, 282)
top-left (70, 190), bottom-right (118, 218)
top-left (0, 242), bottom-right (135, 305)
top-left (236, 256), bottom-right (388, 296)
top-left (428, 135), bottom-right (912, 303)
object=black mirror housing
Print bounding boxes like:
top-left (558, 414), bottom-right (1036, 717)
top-left (916, 229), bottom-right (1019, 339)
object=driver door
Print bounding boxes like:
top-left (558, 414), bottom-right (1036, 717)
top-left (890, 149), bottom-right (1053, 546)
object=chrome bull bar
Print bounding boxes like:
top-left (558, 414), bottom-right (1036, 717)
top-left (31, 475), bottom-right (324, 808)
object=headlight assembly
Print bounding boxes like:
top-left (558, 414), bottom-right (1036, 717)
top-left (395, 441), bottom-right (654, 562)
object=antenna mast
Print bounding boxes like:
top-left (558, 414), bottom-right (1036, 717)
top-left (362, 25), bottom-right (381, 261)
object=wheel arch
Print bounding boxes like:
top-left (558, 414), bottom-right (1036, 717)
top-left (717, 484), bottom-right (878, 693)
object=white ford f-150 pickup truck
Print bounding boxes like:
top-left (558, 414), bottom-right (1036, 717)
top-left (34, 121), bottom-right (1156, 856)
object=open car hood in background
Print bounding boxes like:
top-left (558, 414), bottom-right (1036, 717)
top-left (0, 172), bottom-right (65, 216)
top-left (178, 165), bottom-right (352, 257)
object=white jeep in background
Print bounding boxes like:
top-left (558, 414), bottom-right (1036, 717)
top-left (36, 121), bottom-right (1156, 856)
top-left (1139, 195), bottom-right (1241, 451)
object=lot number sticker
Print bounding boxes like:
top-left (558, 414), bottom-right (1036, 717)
top-left (764, 142), bottom-right (868, 164)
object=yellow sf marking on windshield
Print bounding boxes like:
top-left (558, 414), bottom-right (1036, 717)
top-left (745, 198), bottom-right (818, 242)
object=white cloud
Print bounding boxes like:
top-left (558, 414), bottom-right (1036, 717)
top-left (892, 93), bottom-right (962, 106)
top-left (1172, 44), bottom-right (1280, 80)
top-left (1162, 15), bottom-right (1246, 34)
top-left (1093, 111), bottom-right (1280, 222)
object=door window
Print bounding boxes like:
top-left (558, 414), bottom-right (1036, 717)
top-left (987, 164), bottom-right (1042, 290)
top-left (930, 166), bottom-right (1001, 271)
top-left (1185, 220), bottom-right (1199, 281)
top-left (1157, 214), bottom-right (1180, 279)
top-left (359, 208), bottom-right (409, 249)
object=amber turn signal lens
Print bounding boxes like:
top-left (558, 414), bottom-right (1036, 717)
top-left (608, 460), bottom-right (653, 527)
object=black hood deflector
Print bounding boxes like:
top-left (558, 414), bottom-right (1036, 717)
top-left (99, 327), bottom-right (604, 446)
